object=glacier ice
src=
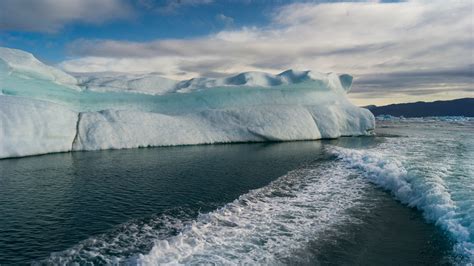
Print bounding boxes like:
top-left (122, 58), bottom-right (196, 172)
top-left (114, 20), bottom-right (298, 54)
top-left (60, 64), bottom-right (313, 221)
top-left (0, 96), bottom-right (77, 158)
top-left (0, 47), bottom-right (375, 159)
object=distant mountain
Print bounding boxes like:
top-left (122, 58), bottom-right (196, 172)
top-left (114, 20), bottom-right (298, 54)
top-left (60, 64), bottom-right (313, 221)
top-left (365, 98), bottom-right (474, 117)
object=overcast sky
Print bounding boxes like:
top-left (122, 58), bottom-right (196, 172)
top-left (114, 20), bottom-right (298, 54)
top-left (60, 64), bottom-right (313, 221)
top-left (1, 0), bottom-right (473, 105)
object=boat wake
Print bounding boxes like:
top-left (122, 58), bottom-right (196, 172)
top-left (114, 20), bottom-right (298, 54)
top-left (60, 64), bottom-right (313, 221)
top-left (44, 161), bottom-right (370, 265)
top-left (43, 129), bottom-right (473, 264)
top-left (330, 143), bottom-right (473, 263)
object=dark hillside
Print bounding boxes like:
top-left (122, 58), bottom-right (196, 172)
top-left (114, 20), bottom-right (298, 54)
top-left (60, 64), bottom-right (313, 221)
top-left (365, 98), bottom-right (474, 117)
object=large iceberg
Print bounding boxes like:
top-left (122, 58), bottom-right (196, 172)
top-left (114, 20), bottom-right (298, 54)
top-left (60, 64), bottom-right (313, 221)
top-left (0, 47), bottom-right (375, 159)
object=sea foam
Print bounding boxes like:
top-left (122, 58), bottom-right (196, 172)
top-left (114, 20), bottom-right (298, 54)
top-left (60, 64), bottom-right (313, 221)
top-left (44, 163), bottom-right (370, 265)
top-left (330, 145), bottom-right (473, 263)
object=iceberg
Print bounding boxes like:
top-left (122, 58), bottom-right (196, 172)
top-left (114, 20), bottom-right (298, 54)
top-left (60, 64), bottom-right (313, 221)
top-left (0, 47), bottom-right (375, 159)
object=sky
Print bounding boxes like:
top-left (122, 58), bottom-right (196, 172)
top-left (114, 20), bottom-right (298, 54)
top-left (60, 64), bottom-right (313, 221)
top-left (0, 0), bottom-right (473, 106)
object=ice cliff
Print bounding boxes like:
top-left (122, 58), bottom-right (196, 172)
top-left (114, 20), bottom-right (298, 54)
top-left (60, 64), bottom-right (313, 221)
top-left (0, 47), bottom-right (375, 158)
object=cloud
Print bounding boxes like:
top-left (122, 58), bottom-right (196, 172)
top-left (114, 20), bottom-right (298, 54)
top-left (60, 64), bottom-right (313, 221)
top-left (216, 13), bottom-right (234, 28)
top-left (355, 66), bottom-right (474, 92)
top-left (0, 0), bottom-right (133, 33)
top-left (137, 0), bottom-right (213, 13)
top-left (59, 1), bottom-right (474, 104)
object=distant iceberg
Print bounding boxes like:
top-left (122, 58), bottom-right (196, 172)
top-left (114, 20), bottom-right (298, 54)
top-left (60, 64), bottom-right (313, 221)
top-left (0, 47), bottom-right (375, 159)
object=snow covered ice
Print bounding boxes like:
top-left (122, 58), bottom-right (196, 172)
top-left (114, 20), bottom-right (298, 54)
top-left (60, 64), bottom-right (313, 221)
top-left (0, 47), bottom-right (375, 158)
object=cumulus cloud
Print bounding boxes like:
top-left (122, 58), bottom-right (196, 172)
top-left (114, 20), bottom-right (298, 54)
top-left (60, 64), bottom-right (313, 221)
top-left (0, 0), bottom-right (133, 33)
top-left (59, 1), bottom-right (474, 104)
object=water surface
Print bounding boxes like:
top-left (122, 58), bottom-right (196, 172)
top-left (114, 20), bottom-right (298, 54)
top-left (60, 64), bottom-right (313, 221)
top-left (1, 119), bottom-right (471, 264)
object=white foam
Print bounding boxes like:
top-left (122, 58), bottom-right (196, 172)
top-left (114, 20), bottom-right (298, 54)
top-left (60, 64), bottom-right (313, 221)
top-left (46, 213), bottom-right (190, 265)
top-left (330, 145), bottom-right (473, 262)
top-left (43, 163), bottom-right (369, 265)
top-left (134, 164), bottom-right (367, 265)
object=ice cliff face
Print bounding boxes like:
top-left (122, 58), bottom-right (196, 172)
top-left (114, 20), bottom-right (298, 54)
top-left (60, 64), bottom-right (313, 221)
top-left (0, 47), bottom-right (375, 159)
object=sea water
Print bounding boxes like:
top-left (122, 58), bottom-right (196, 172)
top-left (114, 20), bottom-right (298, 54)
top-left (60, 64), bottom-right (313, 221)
top-left (0, 118), bottom-right (472, 265)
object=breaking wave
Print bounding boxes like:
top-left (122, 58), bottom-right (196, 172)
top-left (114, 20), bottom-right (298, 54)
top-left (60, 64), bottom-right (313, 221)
top-left (330, 145), bottom-right (473, 263)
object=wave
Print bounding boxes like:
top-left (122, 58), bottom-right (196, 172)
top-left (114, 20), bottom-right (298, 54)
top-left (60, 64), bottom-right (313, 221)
top-left (329, 146), bottom-right (473, 263)
top-left (135, 163), bottom-right (368, 265)
top-left (43, 162), bottom-right (370, 265)
top-left (42, 135), bottom-right (472, 264)
top-left (44, 211), bottom-right (191, 265)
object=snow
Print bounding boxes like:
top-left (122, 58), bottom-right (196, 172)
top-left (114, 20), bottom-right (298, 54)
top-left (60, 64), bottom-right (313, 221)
top-left (72, 69), bottom-right (352, 96)
top-left (75, 72), bottom-right (178, 95)
top-left (0, 47), bottom-right (79, 90)
top-left (0, 47), bottom-right (375, 159)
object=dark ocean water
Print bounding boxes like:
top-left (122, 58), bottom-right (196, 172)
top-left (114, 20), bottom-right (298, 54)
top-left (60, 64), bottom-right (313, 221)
top-left (0, 119), bottom-right (472, 265)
